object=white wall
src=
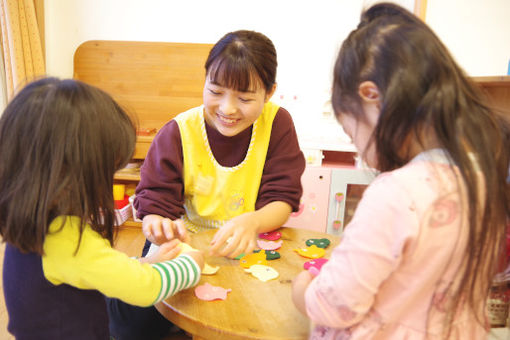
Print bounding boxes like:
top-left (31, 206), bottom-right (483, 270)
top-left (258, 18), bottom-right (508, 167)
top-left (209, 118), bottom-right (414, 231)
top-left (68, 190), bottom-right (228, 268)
top-left (44, 0), bottom-right (510, 151)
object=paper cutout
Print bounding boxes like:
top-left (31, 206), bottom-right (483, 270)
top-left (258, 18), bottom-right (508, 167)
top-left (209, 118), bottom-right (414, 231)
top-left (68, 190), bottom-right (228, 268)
top-left (294, 244), bottom-right (325, 259)
top-left (256, 239), bottom-right (283, 251)
top-left (305, 238), bottom-right (331, 249)
top-left (303, 258), bottom-right (328, 272)
top-left (194, 283), bottom-right (231, 301)
top-left (234, 253), bottom-right (245, 260)
top-left (254, 249), bottom-right (281, 260)
top-left (239, 252), bottom-right (268, 268)
top-left (202, 262), bottom-right (220, 275)
top-left (245, 265), bottom-right (279, 282)
top-left (258, 230), bottom-right (282, 241)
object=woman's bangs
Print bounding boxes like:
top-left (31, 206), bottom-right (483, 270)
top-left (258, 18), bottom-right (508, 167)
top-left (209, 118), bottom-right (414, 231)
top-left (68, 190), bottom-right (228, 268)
top-left (208, 58), bottom-right (258, 92)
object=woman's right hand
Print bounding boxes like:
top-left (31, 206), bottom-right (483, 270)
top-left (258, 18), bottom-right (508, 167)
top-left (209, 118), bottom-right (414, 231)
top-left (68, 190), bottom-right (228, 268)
top-left (142, 214), bottom-right (189, 245)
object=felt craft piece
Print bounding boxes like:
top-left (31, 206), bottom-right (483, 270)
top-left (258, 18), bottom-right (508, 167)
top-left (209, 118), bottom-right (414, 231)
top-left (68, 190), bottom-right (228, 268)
top-left (194, 283), bottom-right (231, 301)
top-left (294, 244), bottom-right (325, 259)
top-left (303, 258), bottom-right (328, 272)
top-left (254, 249), bottom-right (281, 260)
top-left (258, 230), bottom-right (282, 241)
top-left (239, 252), bottom-right (268, 268)
top-left (234, 253), bottom-right (245, 260)
top-left (305, 238), bottom-right (331, 249)
top-left (202, 263), bottom-right (220, 275)
top-left (244, 264), bottom-right (279, 282)
top-left (256, 239), bottom-right (283, 251)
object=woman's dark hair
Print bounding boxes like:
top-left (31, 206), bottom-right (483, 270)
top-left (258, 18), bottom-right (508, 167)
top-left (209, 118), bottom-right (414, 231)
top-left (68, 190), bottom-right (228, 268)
top-left (205, 30), bottom-right (277, 93)
top-left (0, 77), bottom-right (136, 254)
top-left (332, 2), bottom-right (510, 336)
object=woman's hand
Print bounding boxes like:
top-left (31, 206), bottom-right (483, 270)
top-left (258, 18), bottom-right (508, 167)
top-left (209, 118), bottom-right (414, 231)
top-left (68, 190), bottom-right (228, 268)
top-left (209, 212), bottom-right (259, 258)
top-left (142, 214), bottom-right (189, 245)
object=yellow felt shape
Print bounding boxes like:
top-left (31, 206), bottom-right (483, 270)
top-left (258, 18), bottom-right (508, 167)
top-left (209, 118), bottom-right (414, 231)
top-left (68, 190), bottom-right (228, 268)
top-left (293, 244), bottom-right (325, 259)
top-left (202, 263), bottom-right (220, 275)
top-left (239, 252), bottom-right (268, 268)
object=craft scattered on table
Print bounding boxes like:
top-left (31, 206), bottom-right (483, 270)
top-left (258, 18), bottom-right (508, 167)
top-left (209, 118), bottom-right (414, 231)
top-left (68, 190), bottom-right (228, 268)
top-left (256, 239), bottom-right (283, 251)
top-left (245, 264), bottom-right (279, 282)
top-left (194, 283), bottom-right (231, 301)
top-left (254, 249), bottom-right (280, 260)
top-left (202, 263), bottom-right (220, 275)
top-left (294, 244), bottom-right (325, 259)
top-left (239, 251), bottom-right (268, 268)
top-left (258, 230), bottom-right (282, 241)
top-left (305, 238), bottom-right (331, 249)
top-left (303, 258), bottom-right (328, 272)
top-left (234, 253), bottom-right (245, 260)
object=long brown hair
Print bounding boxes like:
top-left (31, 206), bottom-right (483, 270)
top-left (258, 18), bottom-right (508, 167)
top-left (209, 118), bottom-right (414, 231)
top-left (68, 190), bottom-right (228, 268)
top-left (0, 78), bottom-right (136, 254)
top-left (332, 2), bottom-right (510, 336)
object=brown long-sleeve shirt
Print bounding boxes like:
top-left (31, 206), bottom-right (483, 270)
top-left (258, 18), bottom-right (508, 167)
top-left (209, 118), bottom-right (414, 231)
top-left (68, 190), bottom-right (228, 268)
top-left (134, 106), bottom-right (305, 220)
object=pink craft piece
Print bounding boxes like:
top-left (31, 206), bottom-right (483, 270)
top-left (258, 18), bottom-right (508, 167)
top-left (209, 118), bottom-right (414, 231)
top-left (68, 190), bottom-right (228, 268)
top-left (257, 239), bottom-right (283, 250)
top-left (303, 258), bottom-right (328, 272)
top-left (258, 230), bottom-right (282, 241)
top-left (194, 283), bottom-right (231, 301)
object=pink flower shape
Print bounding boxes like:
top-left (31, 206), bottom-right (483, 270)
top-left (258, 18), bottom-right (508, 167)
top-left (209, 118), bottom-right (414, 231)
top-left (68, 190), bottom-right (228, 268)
top-left (257, 239), bottom-right (283, 250)
top-left (258, 230), bottom-right (282, 241)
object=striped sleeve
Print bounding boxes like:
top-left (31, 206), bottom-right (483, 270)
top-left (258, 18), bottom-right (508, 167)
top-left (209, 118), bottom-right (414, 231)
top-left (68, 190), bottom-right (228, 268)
top-left (150, 254), bottom-right (201, 304)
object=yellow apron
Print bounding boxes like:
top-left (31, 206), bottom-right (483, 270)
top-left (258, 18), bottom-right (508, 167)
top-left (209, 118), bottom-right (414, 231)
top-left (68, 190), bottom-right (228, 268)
top-left (175, 102), bottom-right (279, 232)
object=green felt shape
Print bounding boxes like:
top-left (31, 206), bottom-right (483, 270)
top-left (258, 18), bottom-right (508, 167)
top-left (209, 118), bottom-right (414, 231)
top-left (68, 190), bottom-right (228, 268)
top-left (305, 238), bottom-right (331, 249)
top-left (234, 253), bottom-right (246, 260)
top-left (254, 249), bottom-right (281, 260)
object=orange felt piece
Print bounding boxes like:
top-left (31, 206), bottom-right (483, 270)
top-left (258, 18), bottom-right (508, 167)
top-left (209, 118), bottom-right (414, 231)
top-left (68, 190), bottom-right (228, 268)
top-left (239, 252), bottom-right (268, 268)
top-left (293, 244), bottom-right (325, 259)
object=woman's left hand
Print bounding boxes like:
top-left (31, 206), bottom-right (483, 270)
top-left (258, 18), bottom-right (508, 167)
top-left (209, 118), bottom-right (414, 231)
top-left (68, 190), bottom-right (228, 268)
top-left (209, 212), bottom-right (259, 258)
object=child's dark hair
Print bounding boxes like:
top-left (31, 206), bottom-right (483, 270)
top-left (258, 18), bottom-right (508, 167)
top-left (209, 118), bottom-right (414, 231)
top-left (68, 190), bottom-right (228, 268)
top-left (205, 30), bottom-right (277, 93)
top-left (0, 77), bottom-right (136, 254)
top-left (332, 2), bottom-right (510, 336)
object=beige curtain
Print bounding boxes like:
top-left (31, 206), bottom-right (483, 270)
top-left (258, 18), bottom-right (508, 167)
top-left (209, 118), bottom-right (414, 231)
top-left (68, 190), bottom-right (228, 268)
top-left (0, 0), bottom-right (45, 101)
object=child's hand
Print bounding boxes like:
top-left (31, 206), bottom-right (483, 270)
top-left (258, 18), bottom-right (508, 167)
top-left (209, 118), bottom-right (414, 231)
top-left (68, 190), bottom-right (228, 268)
top-left (142, 214), bottom-right (189, 245)
top-left (209, 212), bottom-right (258, 258)
top-left (291, 270), bottom-right (314, 316)
top-left (182, 249), bottom-right (205, 270)
top-left (140, 239), bottom-right (181, 264)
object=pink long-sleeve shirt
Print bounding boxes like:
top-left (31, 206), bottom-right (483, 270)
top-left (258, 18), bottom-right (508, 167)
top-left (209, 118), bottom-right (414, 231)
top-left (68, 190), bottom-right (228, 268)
top-left (305, 149), bottom-right (488, 340)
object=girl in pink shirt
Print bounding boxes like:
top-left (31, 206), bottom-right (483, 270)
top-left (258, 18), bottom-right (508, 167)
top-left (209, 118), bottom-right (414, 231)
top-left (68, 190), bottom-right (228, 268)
top-left (292, 3), bottom-right (510, 339)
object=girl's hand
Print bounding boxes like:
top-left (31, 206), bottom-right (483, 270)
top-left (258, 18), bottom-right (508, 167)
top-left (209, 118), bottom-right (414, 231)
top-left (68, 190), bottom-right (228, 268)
top-left (142, 214), bottom-right (189, 245)
top-left (182, 249), bottom-right (205, 270)
top-left (140, 239), bottom-right (181, 264)
top-left (292, 270), bottom-right (314, 316)
top-left (209, 212), bottom-right (259, 258)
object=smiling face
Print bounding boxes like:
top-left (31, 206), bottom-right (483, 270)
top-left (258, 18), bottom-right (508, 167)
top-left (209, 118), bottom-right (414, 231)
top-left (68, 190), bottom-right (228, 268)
top-left (203, 75), bottom-right (273, 137)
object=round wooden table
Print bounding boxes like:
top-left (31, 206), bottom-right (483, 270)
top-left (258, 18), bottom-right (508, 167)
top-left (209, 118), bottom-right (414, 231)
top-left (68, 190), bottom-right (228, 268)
top-left (155, 227), bottom-right (340, 340)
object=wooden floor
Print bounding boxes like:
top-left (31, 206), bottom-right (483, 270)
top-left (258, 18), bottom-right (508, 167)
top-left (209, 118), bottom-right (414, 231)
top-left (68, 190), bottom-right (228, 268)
top-left (0, 226), bottom-right (190, 339)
